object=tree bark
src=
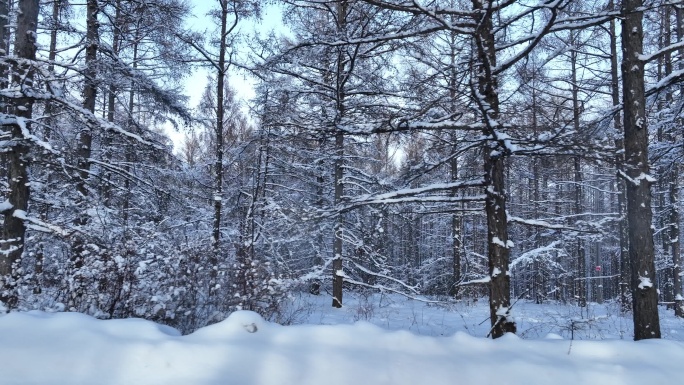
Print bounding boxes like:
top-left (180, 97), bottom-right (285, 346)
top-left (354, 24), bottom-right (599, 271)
top-left (0, 0), bottom-right (8, 88)
top-left (672, 4), bottom-right (683, 318)
top-left (449, 156), bottom-right (462, 298)
top-left (670, 167), bottom-right (682, 317)
top-left (331, 0), bottom-right (348, 308)
top-left (211, 0), bottom-right (230, 292)
top-left (448, 26), bottom-right (462, 298)
top-left (621, 0), bottom-right (661, 340)
top-left (472, 0), bottom-right (515, 338)
top-left (608, 0), bottom-right (631, 312)
top-left (1, 0), bottom-right (39, 310)
top-left (76, 0), bottom-right (100, 198)
top-left (43, 0), bottom-right (62, 141)
top-left (570, 39), bottom-right (587, 308)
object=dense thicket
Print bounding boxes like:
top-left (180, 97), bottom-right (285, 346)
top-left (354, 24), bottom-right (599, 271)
top-left (1, 0), bottom-right (682, 338)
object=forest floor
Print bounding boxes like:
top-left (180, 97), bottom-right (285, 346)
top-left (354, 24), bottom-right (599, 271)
top-left (1, 293), bottom-right (683, 384)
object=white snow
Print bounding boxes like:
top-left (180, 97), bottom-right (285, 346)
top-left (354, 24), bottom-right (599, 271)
top-left (638, 277), bottom-right (653, 290)
top-left (491, 237), bottom-right (515, 249)
top-left (0, 199), bottom-right (12, 212)
top-left (492, 237), bottom-right (506, 247)
top-left (1, 295), bottom-right (684, 385)
top-left (619, 171), bottom-right (656, 187)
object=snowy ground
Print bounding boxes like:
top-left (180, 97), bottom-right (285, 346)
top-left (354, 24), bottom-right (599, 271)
top-left (284, 292), bottom-right (684, 340)
top-left (1, 293), bottom-right (684, 385)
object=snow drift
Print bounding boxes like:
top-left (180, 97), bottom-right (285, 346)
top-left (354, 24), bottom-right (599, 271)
top-left (1, 309), bottom-right (683, 385)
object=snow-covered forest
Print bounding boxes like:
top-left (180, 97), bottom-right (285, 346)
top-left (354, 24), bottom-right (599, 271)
top-left (1, 0), bottom-right (683, 354)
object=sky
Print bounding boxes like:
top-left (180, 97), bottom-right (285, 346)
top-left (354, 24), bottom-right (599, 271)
top-left (165, 1), bottom-right (285, 149)
top-left (183, 1), bottom-right (285, 105)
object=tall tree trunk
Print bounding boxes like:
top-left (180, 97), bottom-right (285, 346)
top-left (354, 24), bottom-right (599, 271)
top-left (310, 135), bottom-right (326, 296)
top-left (0, 0), bottom-right (39, 310)
top-left (211, 0), bottom-right (229, 292)
top-left (657, 6), bottom-right (674, 304)
top-left (670, 166), bottom-right (682, 317)
top-left (331, 131), bottom-right (344, 308)
top-left (32, 0), bottom-right (62, 296)
top-left (0, 0), bottom-right (10, 187)
top-left (101, 0), bottom-right (122, 206)
top-left (42, 0), bottom-right (62, 141)
top-left (331, 0), bottom-right (348, 308)
top-left (448, 27), bottom-right (461, 298)
top-left (449, 156), bottom-right (462, 298)
top-left (106, 0), bottom-right (122, 126)
top-left (69, 0), bottom-right (100, 310)
top-left (0, 0), bottom-right (8, 88)
top-left (76, 0), bottom-right (100, 198)
top-left (531, 82), bottom-right (542, 304)
top-left (570, 40), bottom-right (587, 309)
top-left (672, 5), bottom-right (684, 318)
top-left (608, 0), bottom-right (630, 312)
top-left (472, 0), bottom-right (515, 338)
top-left (621, 0), bottom-right (661, 340)
top-left (122, 24), bottom-right (140, 239)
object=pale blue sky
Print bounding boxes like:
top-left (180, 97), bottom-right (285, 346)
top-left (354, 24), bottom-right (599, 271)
top-left (166, 1), bottom-right (285, 147)
top-left (183, 1), bottom-right (285, 106)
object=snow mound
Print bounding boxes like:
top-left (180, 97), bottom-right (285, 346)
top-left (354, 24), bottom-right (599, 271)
top-left (545, 333), bottom-right (564, 340)
top-left (189, 310), bottom-right (268, 339)
top-left (1, 309), bottom-right (684, 385)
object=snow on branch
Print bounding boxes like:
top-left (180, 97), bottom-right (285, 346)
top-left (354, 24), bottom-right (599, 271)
top-left (97, 46), bottom-right (191, 122)
top-left (458, 276), bottom-right (491, 285)
top-left (639, 41), bottom-right (684, 63)
top-left (350, 261), bottom-right (421, 295)
top-left (342, 276), bottom-right (441, 303)
top-left (617, 170), bottom-right (656, 187)
top-left (88, 159), bottom-right (168, 193)
top-left (0, 115), bottom-right (59, 156)
top-left (13, 210), bottom-right (73, 237)
top-left (574, 274), bottom-right (619, 281)
top-left (510, 241), bottom-right (566, 272)
top-left (508, 215), bottom-right (598, 234)
top-left (493, 0), bottom-right (562, 75)
top-left (646, 68), bottom-right (684, 98)
top-left (333, 179), bottom-right (486, 214)
top-left (0, 199), bottom-right (12, 214)
top-left (22, 90), bottom-right (166, 150)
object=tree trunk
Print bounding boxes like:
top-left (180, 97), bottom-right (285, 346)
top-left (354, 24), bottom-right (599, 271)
top-left (449, 156), bottom-right (462, 298)
top-left (569, 34), bottom-right (587, 309)
top-left (447, 27), bottom-right (462, 298)
top-left (621, 0), bottom-right (661, 340)
top-left (608, 0), bottom-right (631, 312)
top-left (673, 4), bottom-right (684, 319)
top-left (669, 167), bottom-right (682, 317)
top-left (76, 0), bottom-right (100, 198)
top-left (0, 0), bottom-right (8, 88)
top-left (0, 0), bottom-right (39, 310)
top-left (211, 0), bottom-right (229, 292)
top-left (472, 0), bottom-right (515, 338)
top-left (100, 0), bottom-right (121, 205)
top-left (657, 6), bottom-right (674, 305)
top-left (331, 0), bottom-right (348, 308)
top-left (43, 0), bottom-right (62, 141)
top-left (332, 130), bottom-right (344, 308)
top-left (122, 23), bottom-right (141, 239)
